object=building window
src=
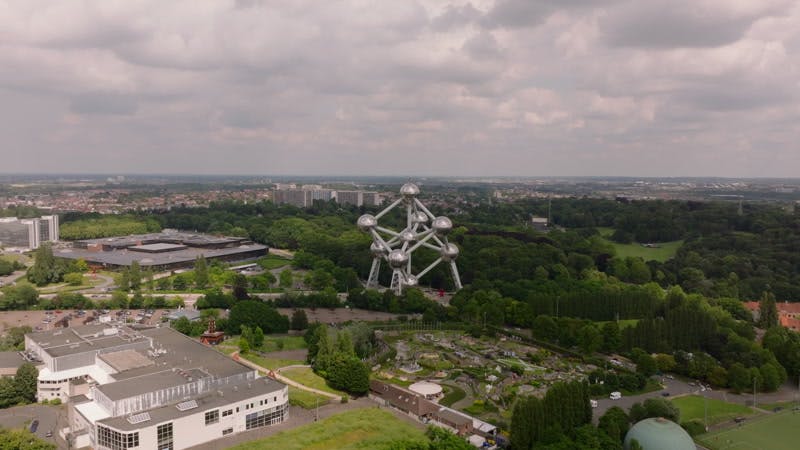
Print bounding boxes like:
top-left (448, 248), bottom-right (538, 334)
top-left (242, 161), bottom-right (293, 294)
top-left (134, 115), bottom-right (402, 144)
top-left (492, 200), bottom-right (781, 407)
top-left (222, 428), bottom-right (233, 436)
top-left (97, 426), bottom-right (139, 450)
top-left (157, 423), bottom-right (173, 450)
top-left (245, 403), bottom-right (288, 430)
top-left (222, 409), bottom-right (233, 417)
top-left (205, 410), bottom-right (219, 425)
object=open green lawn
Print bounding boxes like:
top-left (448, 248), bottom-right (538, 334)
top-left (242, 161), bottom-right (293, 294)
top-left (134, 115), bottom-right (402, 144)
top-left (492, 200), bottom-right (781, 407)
top-left (288, 386), bottom-right (330, 409)
top-left (262, 335), bottom-right (307, 352)
top-left (257, 254), bottom-right (292, 270)
top-left (239, 352), bottom-right (304, 371)
top-left (596, 227), bottom-right (682, 262)
top-left (439, 384), bottom-right (466, 407)
top-left (697, 410), bottom-right (800, 450)
top-left (673, 395), bottom-right (754, 426)
top-left (280, 367), bottom-right (346, 396)
top-left (228, 408), bottom-right (425, 450)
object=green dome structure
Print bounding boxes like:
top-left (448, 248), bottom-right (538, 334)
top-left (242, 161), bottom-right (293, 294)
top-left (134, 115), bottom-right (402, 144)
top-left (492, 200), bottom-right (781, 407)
top-left (623, 417), bottom-right (695, 450)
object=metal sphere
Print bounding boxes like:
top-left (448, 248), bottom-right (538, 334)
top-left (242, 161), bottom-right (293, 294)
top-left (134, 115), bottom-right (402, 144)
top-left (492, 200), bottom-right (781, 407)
top-left (432, 216), bottom-right (453, 235)
top-left (412, 211), bottom-right (429, 223)
top-left (357, 214), bottom-right (378, 231)
top-left (400, 183), bottom-right (420, 198)
top-left (400, 230), bottom-right (416, 243)
top-left (440, 243), bottom-right (460, 262)
top-left (388, 250), bottom-right (409, 268)
top-left (405, 275), bottom-right (418, 286)
top-left (370, 242), bottom-right (388, 256)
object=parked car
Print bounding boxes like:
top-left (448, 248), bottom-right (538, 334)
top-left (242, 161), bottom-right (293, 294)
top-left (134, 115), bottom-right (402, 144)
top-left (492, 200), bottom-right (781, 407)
top-left (45, 430), bottom-right (53, 438)
top-left (610, 391), bottom-right (622, 400)
top-left (590, 400), bottom-right (599, 408)
top-left (29, 419), bottom-right (39, 433)
top-left (661, 392), bottom-right (670, 397)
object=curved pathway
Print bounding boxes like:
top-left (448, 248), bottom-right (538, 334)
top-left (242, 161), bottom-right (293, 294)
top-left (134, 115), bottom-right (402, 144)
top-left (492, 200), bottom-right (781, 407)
top-left (231, 352), bottom-right (342, 401)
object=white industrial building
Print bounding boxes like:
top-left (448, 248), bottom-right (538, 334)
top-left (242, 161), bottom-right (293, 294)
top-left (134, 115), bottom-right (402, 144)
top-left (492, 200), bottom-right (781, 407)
top-left (24, 324), bottom-right (288, 450)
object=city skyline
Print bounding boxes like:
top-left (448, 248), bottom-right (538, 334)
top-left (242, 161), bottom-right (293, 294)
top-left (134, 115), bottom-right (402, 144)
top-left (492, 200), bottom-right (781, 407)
top-left (1, 0), bottom-right (798, 177)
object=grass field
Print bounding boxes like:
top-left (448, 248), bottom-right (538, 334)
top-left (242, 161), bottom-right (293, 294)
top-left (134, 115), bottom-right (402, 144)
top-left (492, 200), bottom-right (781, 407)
top-left (697, 410), bottom-right (800, 450)
top-left (673, 395), bottom-right (754, 426)
top-left (257, 255), bottom-right (292, 270)
top-left (228, 408), bottom-right (426, 450)
top-left (239, 352), bottom-right (304, 371)
top-left (596, 227), bottom-right (682, 262)
top-left (439, 384), bottom-right (466, 407)
top-left (261, 335), bottom-right (307, 352)
top-left (281, 367), bottom-right (346, 396)
top-left (596, 319), bottom-right (639, 330)
top-left (288, 386), bottom-right (330, 409)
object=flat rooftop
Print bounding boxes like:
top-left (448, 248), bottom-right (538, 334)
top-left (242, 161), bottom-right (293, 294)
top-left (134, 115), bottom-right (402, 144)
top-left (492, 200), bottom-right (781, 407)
top-left (129, 243), bottom-right (188, 253)
top-left (55, 243), bottom-right (266, 267)
top-left (100, 376), bottom-right (286, 432)
top-left (28, 326), bottom-right (149, 358)
top-left (99, 349), bottom-right (154, 372)
top-left (75, 231), bottom-right (246, 248)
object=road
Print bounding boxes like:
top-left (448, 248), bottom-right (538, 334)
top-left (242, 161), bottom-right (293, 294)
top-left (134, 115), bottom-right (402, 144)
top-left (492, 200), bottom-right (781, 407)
top-left (593, 377), bottom-right (696, 420)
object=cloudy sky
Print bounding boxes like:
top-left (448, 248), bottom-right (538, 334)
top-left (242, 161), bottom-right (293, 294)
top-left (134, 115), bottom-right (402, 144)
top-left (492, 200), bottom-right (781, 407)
top-left (1, 0), bottom-right (799, 177)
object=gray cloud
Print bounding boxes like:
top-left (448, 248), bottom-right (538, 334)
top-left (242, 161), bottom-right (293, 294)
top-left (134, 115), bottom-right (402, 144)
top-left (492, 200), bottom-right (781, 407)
top-left (69, 93), bottom-right (138, 115)
top-left (0, 0), bottom-right (798, 177)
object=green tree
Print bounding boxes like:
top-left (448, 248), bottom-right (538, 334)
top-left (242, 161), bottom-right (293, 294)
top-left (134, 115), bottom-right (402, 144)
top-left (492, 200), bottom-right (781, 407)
top-left (291, 309), bottom-right (309, 330)
top-left (636, 353), bottom-right (657, 377)
top-left (654, 354), bottom-right (677, 373)
top-left (238, 337), bottom-right (250, 354)
top-left (14, 362), bottom-right (38, 404)
top-left (328, 356), bottom-right (369, 395)
top-left (279, 269), bottom-right (293, 288)
top-left (727, 363), bottom-right (751, 393)
top-left (232, 274), bottom-right (249, 300)
top-left (27, 243), bottom-right (58, 286)
top-left (194, 255), bottom-right (209, 289)
top-left (598, 406), bottom-right (630, 443)
top-left (129, 261), bottom-right (141, 291)
top-left (577, 324), bottom-right (603, 354)
top-left (0, 428), bottom-right (55, 450)
top-left (425, 426), bottom-right (473, 450)
top-left (63, 272), bottom-right (84, 286)
top-left (759, 291), bottom-right (779, 329)
top-left (601, 321), bottom-right (622, 353)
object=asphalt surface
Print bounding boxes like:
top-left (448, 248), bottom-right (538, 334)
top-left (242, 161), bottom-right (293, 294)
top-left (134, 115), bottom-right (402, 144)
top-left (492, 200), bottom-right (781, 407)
top-left (0, 404), bottom-right (63, 446)
top-left (593, 377), bottom-right (697, 420)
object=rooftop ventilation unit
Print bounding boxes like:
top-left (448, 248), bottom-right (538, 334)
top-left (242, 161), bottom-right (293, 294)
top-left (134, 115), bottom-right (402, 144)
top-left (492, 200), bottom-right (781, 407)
top-left (176, 400), bottom-right (198, 411)
top-left (126, 412), bottom-right (151, 424)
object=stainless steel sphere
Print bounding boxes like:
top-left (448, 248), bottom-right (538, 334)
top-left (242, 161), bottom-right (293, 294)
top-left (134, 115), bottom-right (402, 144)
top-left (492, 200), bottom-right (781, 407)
top-left (388, 250), bottom-right (409, 268)
top-left (412, 211), bottom-right (429, 223)
top-left (405, 275), bottom-right (418, 286)
top-left (400, 230), bottom-right (416, 243)
top-left (432, 216), bottom-right (453, 235)
top-left (400, 183), bottom-right (420, 199)
top-left (357, 214), bottom-right (378, 231)
top-left (370, 242), bottom-right (388, 256)
top-left (440, 243), bottom-right (460, 261)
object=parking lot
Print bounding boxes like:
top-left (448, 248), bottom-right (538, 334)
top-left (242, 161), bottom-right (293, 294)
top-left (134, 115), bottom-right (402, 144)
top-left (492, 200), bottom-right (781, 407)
top-left (0, 403), bottom-right (64, 447)
top-left (0, 308), bottom-right (170, 334)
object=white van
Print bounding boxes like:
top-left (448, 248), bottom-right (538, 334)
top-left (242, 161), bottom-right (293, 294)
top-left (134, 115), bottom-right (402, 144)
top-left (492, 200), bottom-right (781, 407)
top-left (590, 400), bottom-right (599, 408)
top-left (609, 391), bottom-right (622, 400)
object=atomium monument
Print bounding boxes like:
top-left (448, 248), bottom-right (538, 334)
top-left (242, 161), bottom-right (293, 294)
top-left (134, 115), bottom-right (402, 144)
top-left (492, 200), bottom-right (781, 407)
top-left (357, 183), bottom-right (462, 295)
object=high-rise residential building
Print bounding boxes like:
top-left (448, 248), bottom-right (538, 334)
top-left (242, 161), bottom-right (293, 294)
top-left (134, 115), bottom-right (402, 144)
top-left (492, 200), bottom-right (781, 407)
top-left (0, 215), bottom-right (59, 249)
top-left (273, 189), bottom-right (333, 207)
top-left (362, 192), bottom-right (382, 206)
top-left (335, 190), bottom-right (362, 206)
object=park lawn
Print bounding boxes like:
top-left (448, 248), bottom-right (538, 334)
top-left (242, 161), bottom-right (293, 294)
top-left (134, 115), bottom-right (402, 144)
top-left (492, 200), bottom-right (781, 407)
top-left (595, 228), bottom-right (683, 262)
top-left (288, 386), bottom-right (330, 409)
top-left (257, 255), bottom-right (292, 270)
top-left (439, 384), bottom-right (466, 407)
top-left (239, 352), bottom-right (304, 371)
top-left (609, 239), bottom-right (683, 262)
top-left (228, 408), bottom-right (426, 450)
top-left (281, 367), bottom-right (346, 396)
top-left (261, 335), bottom-right (307, 352)
top-left (697, 410), bottom-right (799, 450)
top-left (673, 395), bottom-right (754, 426)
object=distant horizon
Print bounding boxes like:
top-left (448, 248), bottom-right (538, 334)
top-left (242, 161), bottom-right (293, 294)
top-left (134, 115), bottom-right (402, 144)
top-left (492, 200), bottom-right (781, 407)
top-left (1, 172), bottom-right (800, 182)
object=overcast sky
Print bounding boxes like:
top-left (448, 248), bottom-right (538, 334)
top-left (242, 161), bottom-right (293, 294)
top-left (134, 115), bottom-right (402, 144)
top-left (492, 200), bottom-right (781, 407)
top-left (1, 0), bottom-right (798, 177)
